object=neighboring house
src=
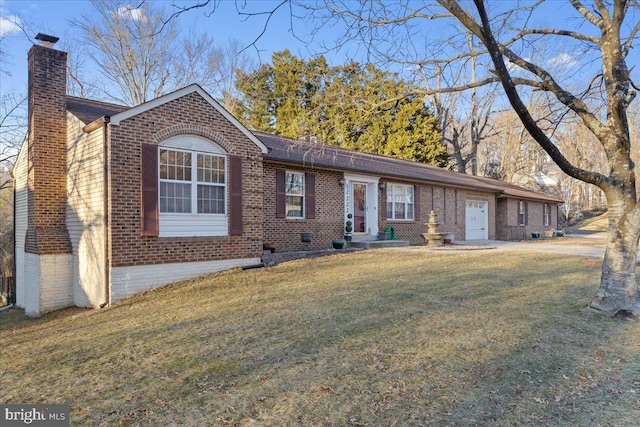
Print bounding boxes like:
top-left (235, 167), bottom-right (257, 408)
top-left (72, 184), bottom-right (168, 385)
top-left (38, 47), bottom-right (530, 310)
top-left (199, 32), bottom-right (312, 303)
top-left (14, 36), bottom-right (561, 317)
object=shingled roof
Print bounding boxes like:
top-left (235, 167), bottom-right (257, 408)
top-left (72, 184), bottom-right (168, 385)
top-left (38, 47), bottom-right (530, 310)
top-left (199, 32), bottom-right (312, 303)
top-left (258, 131), bottom-right (562, 204)
top-left (66, 96), bottom-right (128, 125)
top-left (63, 96), bottom-right (561, 204)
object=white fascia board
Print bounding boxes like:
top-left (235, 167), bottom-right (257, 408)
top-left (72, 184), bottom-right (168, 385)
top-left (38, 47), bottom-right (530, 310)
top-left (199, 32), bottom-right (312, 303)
top-left (109, 84), bottom-right (268, 154)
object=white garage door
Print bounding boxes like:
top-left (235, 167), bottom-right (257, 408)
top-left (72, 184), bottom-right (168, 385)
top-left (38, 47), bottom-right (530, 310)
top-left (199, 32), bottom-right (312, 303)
top-left (466, 201), bottom-right (488, 240)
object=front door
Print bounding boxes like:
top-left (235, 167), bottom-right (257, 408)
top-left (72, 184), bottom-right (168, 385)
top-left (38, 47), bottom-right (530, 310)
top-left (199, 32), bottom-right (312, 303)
top-left (353, 183), bottom-right (367, 233)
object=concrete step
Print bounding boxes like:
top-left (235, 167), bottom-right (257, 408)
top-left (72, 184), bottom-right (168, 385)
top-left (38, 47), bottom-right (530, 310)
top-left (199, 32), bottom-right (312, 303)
top-left (348, 240), bottom-right (410, 249)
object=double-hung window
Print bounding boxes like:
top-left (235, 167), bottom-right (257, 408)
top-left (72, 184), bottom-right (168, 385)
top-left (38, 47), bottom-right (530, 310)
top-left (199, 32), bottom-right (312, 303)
top-left (386, 184), bottom-right (414, 220)
top-left (543, 203), bottom-right (550, 226)
top-left (159, 149), bottom-right (225, 214)
top-left (518, 201), bottom-right (526, 226)
top-left (285, 171), bottom-right (305, 218)
top-left (156, 135), bottom-right (228, 237)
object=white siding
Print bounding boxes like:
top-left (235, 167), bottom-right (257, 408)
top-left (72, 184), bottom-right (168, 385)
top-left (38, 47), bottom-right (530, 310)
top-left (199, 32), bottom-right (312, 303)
top-left (14, 143), bottom-right (28, 308)
top-left (159, 214), bottom-right (228, 237)
top-left (66, 114), bottom-right (106, 308)
top-left (110, 257), bottom-right (260, 303)
top-left (24, 253), bottom-right (73, 317)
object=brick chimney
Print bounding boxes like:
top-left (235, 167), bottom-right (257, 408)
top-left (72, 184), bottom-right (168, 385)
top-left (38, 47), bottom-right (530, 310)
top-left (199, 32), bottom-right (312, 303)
top-left (25, 34), bottom-right (72, 255)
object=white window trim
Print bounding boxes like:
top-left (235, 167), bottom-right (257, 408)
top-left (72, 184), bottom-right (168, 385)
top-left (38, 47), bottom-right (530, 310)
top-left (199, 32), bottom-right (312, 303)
top-left (544, 203), bottom-right (550, 226)
top-left (386, 183), bottom-right (415, 221)
top-left (285, 170), bottom-right (305, 219)
top-left (158, 135), bottom-right (228, 237)
top-left (159, 148), bottom-right (226, 216)
top-left (518, 200), bottom-right (526, 226)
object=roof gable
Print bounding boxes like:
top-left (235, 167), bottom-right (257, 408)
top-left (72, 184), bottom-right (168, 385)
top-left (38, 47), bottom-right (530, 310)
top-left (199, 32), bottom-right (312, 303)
top-left (110, 84), bottom-right (268, 153)
top-left (66, 85), bottom-right (268, 154)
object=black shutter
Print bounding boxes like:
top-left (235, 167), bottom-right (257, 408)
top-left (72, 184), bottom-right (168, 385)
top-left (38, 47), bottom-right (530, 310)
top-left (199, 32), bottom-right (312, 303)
top-left (141, 143), bottom-right (159, 236)
top-left (229, 156), bottom-right (243, 235)
top-left (305, 173), bottom-right (316, 219)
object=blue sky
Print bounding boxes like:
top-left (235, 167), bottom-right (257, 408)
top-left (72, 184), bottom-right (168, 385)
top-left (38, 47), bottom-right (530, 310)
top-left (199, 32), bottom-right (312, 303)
top-left (1, 0), bottom-right (326, 94)
top-left (1, 1), bottom-right (638, 105)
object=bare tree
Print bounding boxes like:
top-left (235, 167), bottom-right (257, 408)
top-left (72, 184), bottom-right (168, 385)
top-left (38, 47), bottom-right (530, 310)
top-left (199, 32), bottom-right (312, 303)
top-left (424, 34), bottom-right (499, 175)
top-left (0, 92), bottom-right (27, 183)
top-left (212, 39), bottom-right (256, 116)
top-left (630, 101), bottom-right (640, 178)
top-left (480, 109), bottom-right (537, 183)
top-left (0, 171), bottom-right (13, 280)
top-left (0, 10), bottom-right (26, 76)
top-left (72, 0), bottom-right (227, 106)
top-left (555, 113), bottom-right (609, 210)
top-left (301, 0), bottom-right (640, 316)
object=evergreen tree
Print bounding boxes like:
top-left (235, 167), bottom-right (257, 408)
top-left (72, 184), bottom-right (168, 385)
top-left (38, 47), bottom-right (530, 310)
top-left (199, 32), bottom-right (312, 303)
top-left (235, 51), bottom-right (447, 167)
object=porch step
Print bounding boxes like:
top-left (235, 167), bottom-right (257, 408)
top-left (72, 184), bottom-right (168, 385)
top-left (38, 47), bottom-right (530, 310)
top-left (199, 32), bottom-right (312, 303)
top-left (348, 240), bottom-right (410, 249)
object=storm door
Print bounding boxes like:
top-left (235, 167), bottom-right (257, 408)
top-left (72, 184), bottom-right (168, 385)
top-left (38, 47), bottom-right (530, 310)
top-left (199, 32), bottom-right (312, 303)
top-left (352, 183), bottom-right (367, 234)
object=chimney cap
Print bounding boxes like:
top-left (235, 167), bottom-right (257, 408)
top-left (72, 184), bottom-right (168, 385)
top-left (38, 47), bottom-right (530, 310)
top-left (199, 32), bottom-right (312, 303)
top-left (35, 33), bottom-right (59, 45)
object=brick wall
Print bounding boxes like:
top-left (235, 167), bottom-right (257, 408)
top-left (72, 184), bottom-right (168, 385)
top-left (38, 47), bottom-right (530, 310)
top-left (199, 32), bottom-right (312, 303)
top-left (495, 199), bottom-right (509, 240)
top-left (108, 91), bottom-right (264, 267)
top-left (496, 198), bottom-right (558, 240)
top-left (525, 200), bottom-right (558, 235)
top-left (263, 162), bottom-right (344, 251)
top-left (25, 44), bottom-right (72, 255)
top-left (263, 167), bottom-right (502, 249)
top-left (381, 184), bottom-right (497, 243)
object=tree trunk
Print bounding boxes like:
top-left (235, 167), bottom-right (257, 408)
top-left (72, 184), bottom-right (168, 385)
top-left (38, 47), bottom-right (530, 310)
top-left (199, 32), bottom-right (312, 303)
top-left (589, 198), bottom-right (640, 317)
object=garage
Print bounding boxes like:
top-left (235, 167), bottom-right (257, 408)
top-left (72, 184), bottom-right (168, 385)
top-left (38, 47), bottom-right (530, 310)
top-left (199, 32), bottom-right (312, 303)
top-left (465, 201), bottom-right (488, 240)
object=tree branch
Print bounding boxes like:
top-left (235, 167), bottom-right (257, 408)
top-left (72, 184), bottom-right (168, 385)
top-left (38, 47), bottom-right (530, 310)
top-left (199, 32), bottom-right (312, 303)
top-left (514, 28), bottom-right (599, 44)
top-left (234, 0), bottom-right (289, 57)
top-left (570, 0), bottom-right (604, 28)
top-left (624, 20), bottom-right (640, 53)
top-left (446, 0), bottom-right (607, 186)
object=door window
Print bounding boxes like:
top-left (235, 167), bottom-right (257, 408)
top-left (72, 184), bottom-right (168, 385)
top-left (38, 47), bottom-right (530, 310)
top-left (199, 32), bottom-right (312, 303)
top-left (353, 183), bottom-right (367, 233)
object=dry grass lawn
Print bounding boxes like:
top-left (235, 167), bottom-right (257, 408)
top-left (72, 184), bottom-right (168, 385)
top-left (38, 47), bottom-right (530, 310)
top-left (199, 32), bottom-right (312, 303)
top-left (575, 212), bottom-right (608, 232)
top-left (1, 250), bottom-right (639, 426)
top-left (531, 236), bottom-right (607, 248)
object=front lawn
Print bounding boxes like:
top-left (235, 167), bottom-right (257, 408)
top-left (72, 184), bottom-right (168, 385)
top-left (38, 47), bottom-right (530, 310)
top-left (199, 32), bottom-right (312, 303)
top-left (1, 250), bottom-right (638, 426)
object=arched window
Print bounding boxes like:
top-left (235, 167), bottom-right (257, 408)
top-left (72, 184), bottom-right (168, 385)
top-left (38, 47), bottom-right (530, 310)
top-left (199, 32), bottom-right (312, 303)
top-left (158, 135), bottom-right (228, 237)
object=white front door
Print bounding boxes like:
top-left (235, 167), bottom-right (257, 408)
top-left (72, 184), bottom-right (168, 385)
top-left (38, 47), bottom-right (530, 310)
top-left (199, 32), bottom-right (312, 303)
top-left (466, 201), bottom-right (488, 240)
top-left (344, 174), bottom-right (379, 238)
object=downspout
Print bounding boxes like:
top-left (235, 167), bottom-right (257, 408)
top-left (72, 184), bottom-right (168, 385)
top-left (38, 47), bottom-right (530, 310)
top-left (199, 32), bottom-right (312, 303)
top-left (12, 167), bottom-right (17, 306)
top-left (495, 193), bottom-right (500, 240)
top-left (102, 119), bottom-right (111, 308)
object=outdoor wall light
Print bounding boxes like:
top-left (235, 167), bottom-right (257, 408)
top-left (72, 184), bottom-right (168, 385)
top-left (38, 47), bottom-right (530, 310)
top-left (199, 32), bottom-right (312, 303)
top-left (378, 179), bottom-right (386, 190)
top-left (339, 177), bottom-right (345, 187)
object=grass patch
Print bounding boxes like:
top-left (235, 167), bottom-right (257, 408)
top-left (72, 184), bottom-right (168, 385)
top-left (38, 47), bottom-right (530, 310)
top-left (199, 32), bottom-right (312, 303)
top-left (1, 250), bottom-right (639, 426)
top-left (531, 236), bottom-right (607, 248)
top-left (572, 211), bottom-right (608, 232)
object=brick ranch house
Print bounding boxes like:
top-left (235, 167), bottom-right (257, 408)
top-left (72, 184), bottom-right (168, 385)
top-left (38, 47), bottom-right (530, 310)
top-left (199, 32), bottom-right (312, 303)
top-left (13, 36), bottom-right (561, 316)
